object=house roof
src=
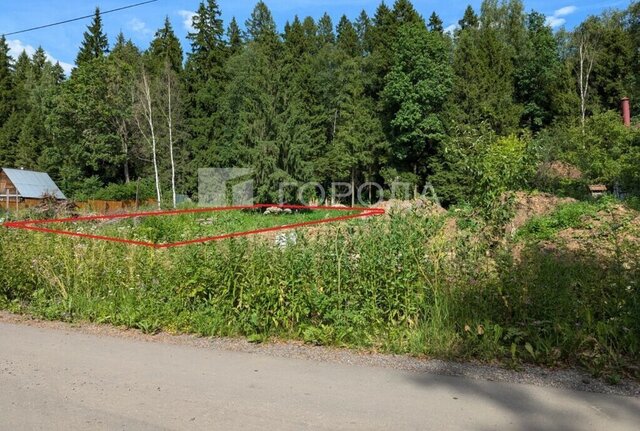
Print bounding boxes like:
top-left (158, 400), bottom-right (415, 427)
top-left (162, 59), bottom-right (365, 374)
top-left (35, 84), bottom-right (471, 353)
top-left (588, 184), bottom-right (608, 192)
top-left (1, 168), bottom-right (66, 200)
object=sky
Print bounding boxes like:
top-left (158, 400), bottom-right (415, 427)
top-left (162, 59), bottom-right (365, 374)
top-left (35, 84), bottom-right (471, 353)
top-left (0, 0), bottom-right (633, 76)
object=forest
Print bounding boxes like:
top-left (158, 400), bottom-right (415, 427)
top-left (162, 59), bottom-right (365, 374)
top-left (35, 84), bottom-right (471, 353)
top-left (1, 0), bottom-right (640, 207)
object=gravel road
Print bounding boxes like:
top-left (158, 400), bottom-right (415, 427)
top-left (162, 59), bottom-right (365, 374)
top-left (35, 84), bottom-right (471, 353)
top-left (1, 313), bottom-right (639, 430)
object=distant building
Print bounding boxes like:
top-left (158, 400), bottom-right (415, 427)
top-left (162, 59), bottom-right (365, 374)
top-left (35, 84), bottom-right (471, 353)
top-left (588, 184), bottom-right (607, 198)
top-left (0, 168), bottom-right (66, 208)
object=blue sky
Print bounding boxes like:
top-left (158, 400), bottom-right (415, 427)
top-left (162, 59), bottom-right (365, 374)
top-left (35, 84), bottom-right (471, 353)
top-left (0, 0), bottom-right (632, 75)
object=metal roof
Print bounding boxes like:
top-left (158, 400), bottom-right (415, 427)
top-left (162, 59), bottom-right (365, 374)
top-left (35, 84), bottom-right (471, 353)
top-left (1, 168), bottom-right (66, 200)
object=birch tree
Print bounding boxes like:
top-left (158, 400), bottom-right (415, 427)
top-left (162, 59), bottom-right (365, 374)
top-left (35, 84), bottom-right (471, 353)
top-left (135, 70), bottom-right (162, 208)
top-left (159, 62), bottom-right (179, 208)
top-left (574, 27), bottom-right (598, 131)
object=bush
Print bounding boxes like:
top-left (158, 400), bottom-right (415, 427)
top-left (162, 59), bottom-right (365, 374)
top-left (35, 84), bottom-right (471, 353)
top-left (74, 179), bottom-right (157, 201)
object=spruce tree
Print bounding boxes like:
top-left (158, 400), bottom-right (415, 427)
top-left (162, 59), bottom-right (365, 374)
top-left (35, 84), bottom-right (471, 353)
top-left (452, 0), bottom-right (523, 134)
top-left (458, 5), bottom-right (479, 30)
top-left (337, 16), bottom-right (359, 57)
top-left (187, 0), bottom-right (225, 80)
top-left (0, 36), bottom-right (14, 125)
top-left (317, 14), bottom-right (335, 45)
top-left (354, 10), bottom-right (372, 55)
top-left (227, 17), bottom-right (243, 54)
top-left (75, 7), bottom-right (108, 66)
top-left (149, 17), bottom-right (183, 73)
top-left (392, 0), bottom-right (422, 26)
top-left (184, 0), bottom-right (227, 190)
top-left (428, 12), bottom-right (444, 33)
top-left (245, 1), bottom-right (279, 48)
top-left (515, 11), bottom-right (565, 130)
top-left (301, 17), bottom-right (319, 53)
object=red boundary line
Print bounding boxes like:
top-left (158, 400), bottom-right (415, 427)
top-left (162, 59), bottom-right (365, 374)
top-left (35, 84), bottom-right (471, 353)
top-left (3, 204), bottom-right (385, 249)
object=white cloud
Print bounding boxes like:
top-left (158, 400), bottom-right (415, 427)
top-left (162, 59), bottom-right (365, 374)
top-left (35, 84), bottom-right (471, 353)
top-left (444, 24), bottom-right (459, 35)
top-left (554, 6), bottom-right (578, 17)
top-left (546, 16), bottom-right (567, 28)
top-left (129, 18), bottom-right (152, 36)
top-left (177, 10), bottom-right (196, 33)
top-left (546, 5), bottom-right (578, 28)
top-left (7, 39), bottom-right (73, 76)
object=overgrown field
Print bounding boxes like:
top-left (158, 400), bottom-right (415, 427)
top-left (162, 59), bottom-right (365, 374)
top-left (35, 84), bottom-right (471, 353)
top-left (1, 199), bottom-right (639, 381)
top-left (26, 208), bottom-right (358, 245)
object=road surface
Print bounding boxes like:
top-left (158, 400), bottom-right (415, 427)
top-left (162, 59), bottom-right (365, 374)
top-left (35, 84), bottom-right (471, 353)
top-left (0, 321), bottom-right (638, 430)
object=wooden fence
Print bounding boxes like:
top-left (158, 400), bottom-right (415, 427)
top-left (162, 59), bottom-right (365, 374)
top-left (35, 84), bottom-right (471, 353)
top-left (75, 199), bottom-right (157, 214)
top-left (2, 198), bottom-right (157, 214)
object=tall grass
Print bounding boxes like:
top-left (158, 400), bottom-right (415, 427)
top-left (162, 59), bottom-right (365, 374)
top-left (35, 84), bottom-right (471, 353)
top-left (0, 209), bottom-right (638, 379)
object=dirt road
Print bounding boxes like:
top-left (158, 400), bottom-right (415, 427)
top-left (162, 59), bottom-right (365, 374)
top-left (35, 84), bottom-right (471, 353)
top-left (1, 320), bottom-right (638, 430)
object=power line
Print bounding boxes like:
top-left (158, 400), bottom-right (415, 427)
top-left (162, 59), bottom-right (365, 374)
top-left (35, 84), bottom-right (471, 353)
top-left (2, 0), bottom-right (159, 37)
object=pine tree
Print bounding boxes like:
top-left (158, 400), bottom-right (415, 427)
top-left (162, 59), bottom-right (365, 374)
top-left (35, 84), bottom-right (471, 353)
top-left (75, 7), bottom-right (108, 66)
top-left (227, 17), bottom-right (243, 54)
top-left (149, 17), bottom-right (183, 73)
top-left (245, 1), bottom-right (279, 48)
top-left (186, 0), bottom-right (225, 81)
top-left (452, 0), bottom-right (522, 133)
top-left (184, 0), bottom-right (227, 191)
top-left (107, 33), bottom-right (142, 183)
top-left (317, 13), bottom-right (335, 45)
top-left (392, 0), bottom-right (422, 26)
top-left (301, 17), bottom-right (319, 53)
top-left (515, 11), bottom-right (565, 130)
top-left (0, 36), bottom-right (14, 125)
top-left (337, 16), bottom-right (359, 57)
top-left (428, 12), bottom-right (444, 33)
top-left (354, 10), bottom-right (372, 54)
top-left (458, 5), bottom-right (479, 30)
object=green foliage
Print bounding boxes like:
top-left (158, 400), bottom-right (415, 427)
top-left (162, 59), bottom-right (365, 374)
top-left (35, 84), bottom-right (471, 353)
top-left (1, 210), bottom-right (638, 379)
top-left (433, 127), bottom-right (535, 210)
top-left (75, 8), bottom-right (109, 66)
top-left (480, 135), bottom-right (535, 194)
top-left (515, 12), bottom-right (569, 130)
top-left (148, 17), bottom-right (183, 73)
top-left (89, 179), bottom-right (156, 201)
top-left (383, 22), bottom-right (452, 177)
top-left (452, 0), bottom-right (524, 134)
top-left (518, 201), bottom-right (604, 240)
top-left (0, 36), bottom-right (14, 125)
top-left (536, 111), bottom-right (640, 194)
top-left (227, 17), bottom-right (243, 55)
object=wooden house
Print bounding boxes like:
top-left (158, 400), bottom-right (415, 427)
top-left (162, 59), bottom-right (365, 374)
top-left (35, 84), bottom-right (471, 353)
top-left (1, 168), bottom-right (66, 209)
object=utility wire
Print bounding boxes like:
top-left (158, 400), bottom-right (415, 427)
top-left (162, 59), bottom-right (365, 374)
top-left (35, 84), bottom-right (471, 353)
top-left (2, 0), bottom-right (159, 37)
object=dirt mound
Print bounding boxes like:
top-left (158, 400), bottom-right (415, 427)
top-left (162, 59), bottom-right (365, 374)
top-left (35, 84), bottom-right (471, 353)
top-left (374, 198), bottom-right (446, 216)
top-left (537, 161), bottom-right (583, 181)
top-left (552, 204), bottom-right (640, 260)
top-left (507, 192), bottom-right (576, 235)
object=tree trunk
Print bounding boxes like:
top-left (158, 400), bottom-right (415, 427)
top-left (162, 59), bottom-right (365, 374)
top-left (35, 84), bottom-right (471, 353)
top-left (136, 71), bottom-right (161, 209)
top-left (413, 163), bottom-right (418, 199)
top-left (167, 69), bottom-right (177, 209)
top-left (351, 168), bottom-right (356, 207)
top-left (123, 142), bottom-right (130, 184)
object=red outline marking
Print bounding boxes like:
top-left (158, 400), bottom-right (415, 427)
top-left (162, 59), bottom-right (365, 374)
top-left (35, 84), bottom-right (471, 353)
top-left (3, 204), bottom-right (385, 249)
